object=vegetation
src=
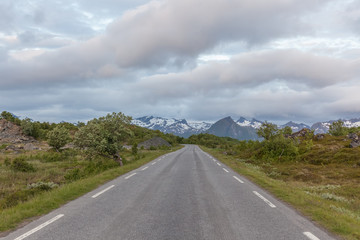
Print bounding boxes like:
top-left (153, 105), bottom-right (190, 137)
top-left (74, 112), bottom-right (133, 165)
top-left (47, 126), bottom-right (71, 151)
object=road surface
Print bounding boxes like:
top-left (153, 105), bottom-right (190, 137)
top-left (2, 145), bottom-right (336, 240)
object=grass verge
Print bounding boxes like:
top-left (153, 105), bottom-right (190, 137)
top-left (0, 147), bottom-right (180, 234)
top-left (201, 146), bottom-right (360, 240)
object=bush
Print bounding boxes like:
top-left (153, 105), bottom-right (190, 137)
top-left (47, 126), bottom-right (71, 151)
top-left (11, 157), bottom-right (36, 172)
top-left (64, 168), bottom-right (81, 182)
top-left (132, 144), bottom-right (138, 155)
top-left (328, 120), bottom-right (348, 136)
top-left (260, 135), bottom-right (299, 161)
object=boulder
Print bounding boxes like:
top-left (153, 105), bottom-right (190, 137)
top-left (315, 134), bottom-right (325, 140)
top-left (349, 141), bottom-right (360, 148)
top-left (138, 137), bottom-right (171, 149)
top-left (347, 133), bottom-right (359, 141)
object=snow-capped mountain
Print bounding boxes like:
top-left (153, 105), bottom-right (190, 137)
top-left (280, 121), bottom-right (310, 132)
top-left (236, 117), bottom-right (263, 129)
top-left (311, 118), bottom-right (360, 134)
top-left (133, 116), bottom-right (360, 139)
top-left (132, 116), bottom-right (212, 137)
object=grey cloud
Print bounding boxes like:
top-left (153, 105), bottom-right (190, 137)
top-left (0, 0), bottom-right (335, 88)
top-left (136, 50), bottom-right (358, 102)
top-left (106, 0), bottom-right (330, 68)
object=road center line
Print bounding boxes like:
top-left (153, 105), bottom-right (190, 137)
top-left (151, 162), bottom-right (157, 165)
top-left (253, 191), bottom-right (276, 208)
top-left (303, 232), bottom-right (320, 240)
top-left (125, 173), bottom-right (137, 179)
top-left (233, 176), bottom-right (244, 183)
top-left (141, 166), bottom-right (148, 171)
top-left (14, 214), bottom-right (64, 240)
top-left (92, 185), bottom-right (115, 198)
top-left (222, 168), bottom-right (229, 173)
top-left (216, 162), bottom-right (221, 166)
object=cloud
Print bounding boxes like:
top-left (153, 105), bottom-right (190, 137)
top-left (135, 49), bottom-right (359, 101)
top-left (105, 0), bottom-right (329, 68)
top-left (0, 0), bottom-right (333, 89)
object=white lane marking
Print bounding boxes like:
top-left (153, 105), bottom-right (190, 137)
top-left (216, 162), bottom-right (221, 166)
top-left (141, 166), bottom-right (148, 171)
top-left (125, 173), bottom-right (137, 179)
top-left (91, 185), bottom-right (115, 198)
top-left (14, 214), bottom-right (64, 240)
top-left (222, 168), bottom-right (229, 173)
top-left (253, 191), bottom-right (276, 208)
top-left (213, 159), bottom-right (216, 162)
top-left (303, 232), bottom-right (320, 240)
top-left (233, 176), bottom-right (244, 183)
top-left (151, 162), bottom-right (157, 165)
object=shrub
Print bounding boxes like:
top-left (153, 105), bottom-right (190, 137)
top-left (47, 125), bottom-right (71, 151)
top-left (11, 157), bottom-right (36, 172)
top-left (64, 168), bottom-right (81, 182)
top-left (328, 120), bottom-right (348, 136)
top-left (132, 144), bottom-right (138, 155)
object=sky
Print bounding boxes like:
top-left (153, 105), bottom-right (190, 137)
top-left (0, 0), bottom-right (360, 125)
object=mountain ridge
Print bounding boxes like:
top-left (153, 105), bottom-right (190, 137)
top-left (132, 116), bottom-right (360, 140)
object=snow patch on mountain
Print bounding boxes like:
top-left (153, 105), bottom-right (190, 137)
top-left (132, 116), bottom-right (212, 137)
top-left (236, 117), bottom-right (263, 129)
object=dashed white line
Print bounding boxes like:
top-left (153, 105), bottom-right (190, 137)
top-left (14, 214), bottom-right (64, 240)
top-left (222, 168), bottom-right (229, 173)
top-left (141, 166), bottom-right (148, 171)
top-left (151, 162), bottom-right (157, 165)
top-left (91, 185), bottom-right (115, 198)
top-left (233, 176), bottom-right (244, 183)
top-left (253, 191), bottom-right (276, 208)
top-left (303, 232), bottom-right (320, 240)
top-left (216, 162), bottom-right (221, 166)
top-left (213, 159), bottom-right (216, 162)
top-left (125, 173), bottom-right (137, 179)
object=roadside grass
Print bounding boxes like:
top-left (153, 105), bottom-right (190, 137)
top-left (201, 146), bottom-right (360, 240)
top-left (0, 146), bottom-right (181, 234)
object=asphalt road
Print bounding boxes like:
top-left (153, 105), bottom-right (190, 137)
top-left (2, 145), bottom-right (336, 240)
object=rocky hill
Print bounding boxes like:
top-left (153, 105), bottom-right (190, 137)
top-left (206, 117), bottom-right (259, 140)
top-left (0, 119), bottom-right (35, 144)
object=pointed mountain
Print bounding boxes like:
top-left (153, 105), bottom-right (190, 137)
top-left (280, 121), bottom-right (310, 132)
top-left (236, 117), bottom-right (263, 129)
top-left (311, 118), bottom-right (360, 134)
top-left (206, 117), bottom-right (259, 140)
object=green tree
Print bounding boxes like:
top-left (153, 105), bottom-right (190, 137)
top-left (21, 118), bottom-right (40, 138)
top-left (47, 125), bottom-right (71, 151)
top-left (328, 120), bottom-right (347, 136)
top-left (256, 122), bottom-right (278, 140)
top-left (1, 111), bottom-right (21, 125)
top-left (74, 112), bottom-right (133, 165)
top-left (281, 126), bottom-right (293, 136)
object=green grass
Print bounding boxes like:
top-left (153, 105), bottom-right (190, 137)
top-left (0, 147), bottom-right (181, 233)
top-left (201, 146), bottom-right (360, 240)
